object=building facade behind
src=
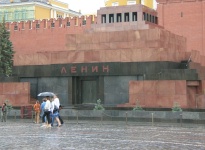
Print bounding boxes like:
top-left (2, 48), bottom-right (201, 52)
top-left (0, 0), bottom-right (81, 22)
top-left (1, 2), bottom-right (205, 109)
top-left (105, 0), bottom-right (154, 9)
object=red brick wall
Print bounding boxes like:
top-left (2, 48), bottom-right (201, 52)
top-left (157, 0), bottom-right (205, 55)
top-left (9, 16), bottom-right (97, 55)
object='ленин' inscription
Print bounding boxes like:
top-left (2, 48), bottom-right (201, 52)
top-left (61, 65), bottom-right (109, 74)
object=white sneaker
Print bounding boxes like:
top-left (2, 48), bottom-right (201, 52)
top-left (40, 124), bottom-right (46, 127)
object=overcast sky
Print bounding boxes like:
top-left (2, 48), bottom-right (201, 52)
top-left (61, 0), bottom-right (157, 15)
top-left (65, 0), bottom-right (105, 14)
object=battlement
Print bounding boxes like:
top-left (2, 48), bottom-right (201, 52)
top-left (157, 0), bottom-right (205, 4)
top-left (5, 15), bottom-right (97, 33)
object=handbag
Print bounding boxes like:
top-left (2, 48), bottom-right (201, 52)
top-left (53, 105), bottom-right (59, 113)
top-left (44, 108), bottom-right (49, 112)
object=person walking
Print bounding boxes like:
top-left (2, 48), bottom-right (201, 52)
top-left (40, 98), bottom-right (46, 123)
top-left (58, 105), bottom-right (64, 125)
top-left (1, 103), bottom-right (8, 122)
top-left (51, 95), bottom-right (61, 127)
top-left (41, 96), bottom-right (52, 128)
top-left (33, 100), bottom-right (41, 124)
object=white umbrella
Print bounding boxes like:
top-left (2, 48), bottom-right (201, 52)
top-left (37, 92), bottom-right (55, 97)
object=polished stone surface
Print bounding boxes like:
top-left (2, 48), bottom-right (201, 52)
top-left (0, 119), bottom-right (205, 150)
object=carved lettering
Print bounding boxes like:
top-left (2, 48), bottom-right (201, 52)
top-left (61, 67), bottom-right (67, 74)
top-left (61, 65), bottom-right (110, 75)
top-left (81, 66), bottom-right (88, 73)
top-left (103, 65), bottom-right (109, 72)
top-left (71, 66), bottom-right (77, 73)
top-left (92, 66), bottom-right (98, 72)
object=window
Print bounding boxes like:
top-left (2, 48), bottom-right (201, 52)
top-left (82, 20), bottom-right (86, 25)
top-left (146, 13), bottom-right (149, 21)
top-left (127, 1), bottom-right (136, 5)
top-left (112, 2), bottom-right (119, 6)
top-left (124, 12), bottom-right (129, 22)
top-left (5, 12), bottom-right (9, 21)
top-left (143, 12), bottom-right (146, 21)
top-left (152, 16), bottom-right (155, 23)
top-left (14, 11), bottom-right (19, 21)
top-left (109, 14), bottom-right (114, 23)
top-left (14, 25), bottom-right (18, 31)
top-left (101, 14), bottom-right (106, 23)
top-left (51, 22), bottom-right (55, 28)
top-left (67, 21), bottom-right (70, 26)
top-left (132, 12), bottom-right (137, 21)
top-left (36, 23), bottom-right (40, 29)
top-left (117, 13), bottom-right (121, 22)
top-left (22, 10), bottom-right (26, 20)
top-left (57, 14), bottom-right (62, 18)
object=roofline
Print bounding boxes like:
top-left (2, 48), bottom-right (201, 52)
top-left (0, 2), bottom-right (81, 16)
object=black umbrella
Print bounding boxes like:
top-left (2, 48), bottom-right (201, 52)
top-left (37, 92), bottom-right (55, 97)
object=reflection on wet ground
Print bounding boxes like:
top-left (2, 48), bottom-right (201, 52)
top-left (0, 120), bottom-right (205, 150)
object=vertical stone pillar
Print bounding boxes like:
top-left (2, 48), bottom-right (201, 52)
top-left (129, 12), bottom-right (132, 22)
top-left (114, 13), bottom-right (117, 23)
top-left (106, 14), bottom-right (109, 23)
top-left (122, 13), bottom-right (124, 22)
top-left (50, 9), bottom-right (53, 18)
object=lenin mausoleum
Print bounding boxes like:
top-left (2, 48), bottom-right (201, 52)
top-left (0, 0), bottom-right (205, 110)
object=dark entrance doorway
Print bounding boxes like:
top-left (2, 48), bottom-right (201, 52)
top-left (81, 80), bottom-right (97, 104)
top-left (73, 77), bottom-right (99, 105)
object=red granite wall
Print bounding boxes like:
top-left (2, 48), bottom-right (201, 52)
top-left (14, 28), bottom-right (188, 66)
top-left (118, 80), bottom-right (205, 109)
top-left (0, 82), bottom-right (30, 106)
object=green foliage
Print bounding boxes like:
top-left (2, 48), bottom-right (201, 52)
top-left (172, 102), bottom-right (182, 112)
top-left (133, 100), bottom-right (144, 111)
top-left (93, 99), bottom-right (105, 110)
top-left (0, 18), bottom-right (14, 77)
top-left (4, 99), bottom-right (13, 111)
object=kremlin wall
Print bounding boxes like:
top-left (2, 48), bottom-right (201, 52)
top-left (1, 3), bottom-right (205, 109)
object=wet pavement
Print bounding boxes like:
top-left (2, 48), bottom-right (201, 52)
top-left (0, 119), bottom-right (205, 150)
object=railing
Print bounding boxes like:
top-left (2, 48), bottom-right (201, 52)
top-left (74, 110), bottom-right (185, 127)
top-left (6, 109), bottom-right (205, 128)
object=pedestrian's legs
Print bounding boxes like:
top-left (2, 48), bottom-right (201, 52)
top-left (55, 117), bottom-right (61, 127)
top-left (42, 112), bottom-right (46, 123)
top-left (51, 113), bottom-right (54, 126)
top-left (3, 112), bottom-right (6, 122)
top-left (34, 112), bottom-right (37, 123)
top-left (36, 112), bottom-right (40, 123)
top-left (59, 115), bottom-right (64, 124)
top-left (45, 111), bottom-right (51, 128)
top-left (1, 111), bottom-right (3, 122)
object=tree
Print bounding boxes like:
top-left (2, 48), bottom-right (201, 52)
top-left (0, 18), bottom-right (14, 77)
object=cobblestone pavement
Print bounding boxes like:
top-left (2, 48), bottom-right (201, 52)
top-left (0, 119), bottom-right (205, 150)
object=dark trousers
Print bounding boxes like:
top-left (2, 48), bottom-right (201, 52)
top-left (42, 111), bottom-right (51, 124)
top-left (59, 115), bottom-right (63, 124)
